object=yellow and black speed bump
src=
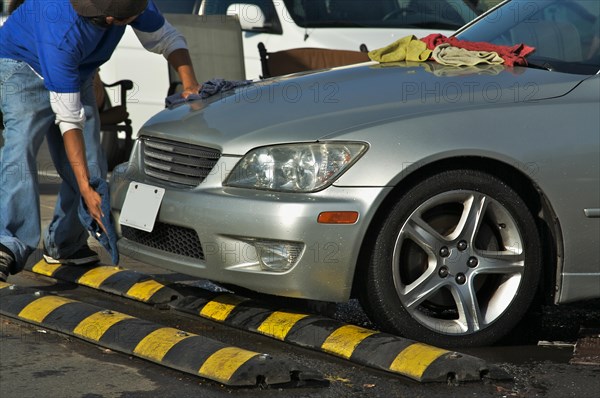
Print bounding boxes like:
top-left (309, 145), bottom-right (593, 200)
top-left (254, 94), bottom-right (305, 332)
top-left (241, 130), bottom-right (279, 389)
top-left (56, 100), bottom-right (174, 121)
top-left (24, 262), bottom-right (507, 383)
top-left (25, 260), bottom-right (181, 305)
top-left (171, 294), bottom-right (507, 383)
top-left (0, 281), bottom-right (323, 387)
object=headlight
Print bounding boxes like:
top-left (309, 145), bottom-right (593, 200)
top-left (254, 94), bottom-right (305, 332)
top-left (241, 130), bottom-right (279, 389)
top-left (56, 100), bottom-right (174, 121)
top-left (224, 142), bottom-right (368, 192)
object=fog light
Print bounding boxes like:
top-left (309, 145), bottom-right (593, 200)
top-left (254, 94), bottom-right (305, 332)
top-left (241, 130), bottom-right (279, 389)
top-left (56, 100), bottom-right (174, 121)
top-left (251, 240), bottom-right (304, 272)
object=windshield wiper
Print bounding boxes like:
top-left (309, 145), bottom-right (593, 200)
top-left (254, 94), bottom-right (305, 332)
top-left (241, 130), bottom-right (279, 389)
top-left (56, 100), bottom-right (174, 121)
top-left (407, 21), bottom-right (463, 30)
top-left (525, 61), bottom-right (555, 71)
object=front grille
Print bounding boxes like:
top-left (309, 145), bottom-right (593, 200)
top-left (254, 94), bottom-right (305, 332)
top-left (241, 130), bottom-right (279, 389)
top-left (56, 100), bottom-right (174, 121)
top-left (122, 222), bottom-right (204, 260)
top-left (141, 136), bottom-right (220, 188)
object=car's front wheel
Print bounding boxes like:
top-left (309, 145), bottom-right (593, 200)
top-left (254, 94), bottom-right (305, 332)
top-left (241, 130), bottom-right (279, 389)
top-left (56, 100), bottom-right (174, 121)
top-left (361, 169), bottom-right (542, 347)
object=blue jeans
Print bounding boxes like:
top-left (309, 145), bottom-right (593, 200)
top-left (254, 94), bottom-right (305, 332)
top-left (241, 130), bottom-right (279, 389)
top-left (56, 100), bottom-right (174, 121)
top-left (0, 58), bottom-right (107, 272)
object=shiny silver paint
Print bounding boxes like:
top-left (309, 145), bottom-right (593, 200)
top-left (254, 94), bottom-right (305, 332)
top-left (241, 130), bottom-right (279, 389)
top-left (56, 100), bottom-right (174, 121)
top-left (110, 62), bottom-right (599, 304)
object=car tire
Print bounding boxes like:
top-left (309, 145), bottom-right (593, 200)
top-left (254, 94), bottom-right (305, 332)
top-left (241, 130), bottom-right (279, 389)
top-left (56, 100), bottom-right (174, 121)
top-left (361, 169), bottom-right (542, 347)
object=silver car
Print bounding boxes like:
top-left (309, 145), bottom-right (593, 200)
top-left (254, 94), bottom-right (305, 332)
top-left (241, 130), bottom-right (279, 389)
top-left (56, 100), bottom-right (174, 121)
top-left (110, 0), bottom-right (600, 347)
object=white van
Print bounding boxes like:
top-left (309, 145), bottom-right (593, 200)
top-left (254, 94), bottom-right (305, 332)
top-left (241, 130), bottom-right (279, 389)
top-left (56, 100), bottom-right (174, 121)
top-left (99, 0), bottom-right (485, 155)
top-left (209, 0), bottom-right (481, 78)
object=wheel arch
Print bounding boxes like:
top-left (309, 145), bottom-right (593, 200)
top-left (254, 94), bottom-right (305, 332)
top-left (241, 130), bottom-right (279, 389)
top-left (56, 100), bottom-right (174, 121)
top-left (351, 156), bottom-right (563, 305)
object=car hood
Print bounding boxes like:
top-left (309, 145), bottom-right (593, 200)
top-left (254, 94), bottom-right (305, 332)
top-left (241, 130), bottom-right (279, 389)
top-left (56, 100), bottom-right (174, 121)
top-left (140, 62), bottom-right (587, 155)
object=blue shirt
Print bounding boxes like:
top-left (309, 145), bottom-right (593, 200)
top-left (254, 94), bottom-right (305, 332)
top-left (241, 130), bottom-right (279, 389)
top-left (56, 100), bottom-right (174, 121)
top-left (0, 0), bottom-right (165, 93)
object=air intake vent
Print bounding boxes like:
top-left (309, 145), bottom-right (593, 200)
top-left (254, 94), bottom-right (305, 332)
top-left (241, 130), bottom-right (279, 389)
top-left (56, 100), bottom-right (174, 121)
top-left (141, 136), bottom-right (220, 188)
top-left (122, 223), bottom-right (204, 260)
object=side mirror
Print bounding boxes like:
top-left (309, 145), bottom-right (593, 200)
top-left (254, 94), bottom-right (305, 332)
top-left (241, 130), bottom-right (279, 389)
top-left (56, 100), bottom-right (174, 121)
top-left (226, 3), bottom-right (268, 31)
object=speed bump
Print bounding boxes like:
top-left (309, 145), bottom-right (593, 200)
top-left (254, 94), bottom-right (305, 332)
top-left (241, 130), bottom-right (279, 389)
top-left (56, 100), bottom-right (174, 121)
top-left (0, 283), bottom-right (322, 387)
top-left (172, 294), bottom-right (502, 383)
top-left (26, 260), bottom-right (180, 305)
top-left (24, 263), bottom-right (506, 383)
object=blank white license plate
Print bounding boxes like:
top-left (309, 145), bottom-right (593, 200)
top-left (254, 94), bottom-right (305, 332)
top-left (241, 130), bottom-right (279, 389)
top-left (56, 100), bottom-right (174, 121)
top-left (119, 182), bottom-right (165, 233)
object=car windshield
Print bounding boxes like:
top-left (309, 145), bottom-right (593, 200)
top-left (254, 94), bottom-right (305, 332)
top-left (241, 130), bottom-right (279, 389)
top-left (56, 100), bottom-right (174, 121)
top-left (457, 0), bottom-right (600, 74)
top-left (282, 0), bottom-right (482, 30)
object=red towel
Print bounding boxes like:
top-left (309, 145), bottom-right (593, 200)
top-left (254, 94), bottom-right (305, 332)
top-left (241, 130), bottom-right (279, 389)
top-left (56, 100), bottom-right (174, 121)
top-left (422, 34), bottom-right (536, 67)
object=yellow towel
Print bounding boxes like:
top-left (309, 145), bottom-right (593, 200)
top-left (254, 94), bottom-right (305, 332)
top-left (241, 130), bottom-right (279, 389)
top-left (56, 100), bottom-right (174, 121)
top-left (368, 35), bottom-right (432, 63)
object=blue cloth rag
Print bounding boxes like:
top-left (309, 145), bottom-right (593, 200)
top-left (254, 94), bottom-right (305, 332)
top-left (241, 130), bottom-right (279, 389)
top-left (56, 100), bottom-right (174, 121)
top-left (78, 177), bottom-right (119, 265)
top-left (165, 78), bottom-right (252, 107)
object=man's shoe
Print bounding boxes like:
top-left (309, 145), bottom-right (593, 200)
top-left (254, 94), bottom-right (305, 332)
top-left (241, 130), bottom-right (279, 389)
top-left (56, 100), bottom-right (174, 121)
top-left (43, 245), bottom-right (99, 266)
top-left (0, 244), bottom-right (15, 282)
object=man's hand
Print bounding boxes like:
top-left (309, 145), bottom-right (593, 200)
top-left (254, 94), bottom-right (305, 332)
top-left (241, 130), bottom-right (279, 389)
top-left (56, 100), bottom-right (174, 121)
top-left (181, 83), bottom-right (202, 99)
top-left (80, 184), bottom-right (108, 234)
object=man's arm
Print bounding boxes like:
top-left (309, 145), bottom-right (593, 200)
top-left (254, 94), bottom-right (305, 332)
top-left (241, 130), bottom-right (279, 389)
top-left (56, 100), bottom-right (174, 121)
top-left (167, 48), bottom-right (201, 98)
top-left (62, 129), bottom-right (106, 233)
top-left (48, 87), bottom-right (106, 232)
top-left (130, 3), bottom-right (201, 97)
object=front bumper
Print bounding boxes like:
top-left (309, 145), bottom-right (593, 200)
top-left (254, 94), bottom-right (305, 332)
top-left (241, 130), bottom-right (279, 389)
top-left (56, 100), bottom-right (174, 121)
top-left (110, 153), bottom-right (388, 302)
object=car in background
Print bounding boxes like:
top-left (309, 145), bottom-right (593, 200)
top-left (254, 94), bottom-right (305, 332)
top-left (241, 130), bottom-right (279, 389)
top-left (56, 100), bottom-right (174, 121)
top-left (110, 0), bottom-right (599, 347)
top-left (205, 0), bottom-right (484, 79)
top-left (100, 0), bottom-right (488, 143)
